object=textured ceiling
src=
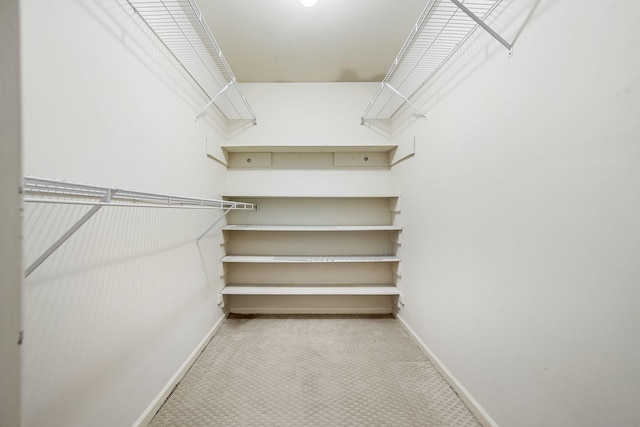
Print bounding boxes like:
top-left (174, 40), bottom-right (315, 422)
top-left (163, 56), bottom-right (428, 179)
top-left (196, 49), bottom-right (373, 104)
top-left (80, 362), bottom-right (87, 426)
top-left (199, 0), bottom-right (428, 83)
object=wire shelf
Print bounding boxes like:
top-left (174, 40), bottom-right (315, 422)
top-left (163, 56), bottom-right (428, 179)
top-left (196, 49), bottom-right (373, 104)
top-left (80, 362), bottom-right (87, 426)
top-left (362, 0), bottom-right (506, 124)
top-left (127, 0), bottom-right (256, 124)
top-left (23, 176), bottom-right (257, 210)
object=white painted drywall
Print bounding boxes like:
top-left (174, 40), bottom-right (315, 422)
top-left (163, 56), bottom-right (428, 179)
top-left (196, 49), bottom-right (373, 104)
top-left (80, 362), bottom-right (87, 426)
top-left (228, 82), bottom-right (388, 147)
top-left (0, 0), bottom-right (22, 425)
top-left (225, 83), bottom-right (394, 197)
top-left (391, 0), bottom-right (640, 426)
top-left (20, 0), bottom-right (232, 425)
top-left (227, 168), bottom-right (394, 197)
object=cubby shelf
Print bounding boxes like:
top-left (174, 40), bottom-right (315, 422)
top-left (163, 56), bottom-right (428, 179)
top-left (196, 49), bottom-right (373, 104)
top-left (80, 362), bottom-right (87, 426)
top-left (217, 144), bottom-right (400, 170)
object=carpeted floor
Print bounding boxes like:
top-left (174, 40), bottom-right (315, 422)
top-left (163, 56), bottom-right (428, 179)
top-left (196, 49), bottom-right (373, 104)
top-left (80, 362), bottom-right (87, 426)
top-left (149, 314), bottom-right (481, 427)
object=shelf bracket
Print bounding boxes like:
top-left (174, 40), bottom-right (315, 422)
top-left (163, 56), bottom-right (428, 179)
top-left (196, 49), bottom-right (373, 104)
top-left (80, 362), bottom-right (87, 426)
top-left (194, 81), bottom-right (233, 122)
top-left (450, 0), bottom-right (512, 52)
top-left (385, 83), bottom-right (427, 119)
top-left (25, 189), bottom-right (116, 278)
top-left (196, 207), bottom-right (234, 286)
top-left (196, 208), bottom-right (233, 243)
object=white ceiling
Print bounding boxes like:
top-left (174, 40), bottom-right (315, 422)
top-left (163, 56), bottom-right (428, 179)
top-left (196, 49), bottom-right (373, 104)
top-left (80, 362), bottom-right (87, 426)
top-left (198, 0), bottom-right (429, 83)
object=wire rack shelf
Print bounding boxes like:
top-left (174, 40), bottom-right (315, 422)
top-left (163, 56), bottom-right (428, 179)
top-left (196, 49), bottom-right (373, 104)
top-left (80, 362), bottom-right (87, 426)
top-left (23, 176), bottom-right (256, 278)
top-left (127, 0), bottom-right (256, 124)
top-left (23, 176), bottom-right (257, 210)
top-left (361, 0), bottom-right (510, 125)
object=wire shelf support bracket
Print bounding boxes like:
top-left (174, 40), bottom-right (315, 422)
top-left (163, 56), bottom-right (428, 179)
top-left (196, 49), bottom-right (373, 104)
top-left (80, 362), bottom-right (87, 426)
top-left (23, 176), bottom-right (257, 278)
top-left (194, 80), bottom-right (233, 122)
top-left (383, 83), bottom-right (426, 122)
top-left (450, 0), bottom-right (512, 52)
top-left (361, 0), bottom-right (511, 125)
top-left (127, 0), bottom-right (257, 125)
top-left (24, 190), bottom-right (115, 278)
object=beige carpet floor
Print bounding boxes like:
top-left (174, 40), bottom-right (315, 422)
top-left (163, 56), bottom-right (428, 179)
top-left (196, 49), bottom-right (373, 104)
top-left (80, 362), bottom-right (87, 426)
top-left (149, 314), bottom-right (481, 427)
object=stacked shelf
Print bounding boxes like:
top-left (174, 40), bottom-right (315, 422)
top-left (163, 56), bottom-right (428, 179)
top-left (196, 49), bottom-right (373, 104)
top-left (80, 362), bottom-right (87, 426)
top-left (222, 225), bottom-right (401, 231)
top-left (219, 198), bottom-right (402, 313)
top-left (221, 286), bottom-right (400, 296)
top-left (222, 255), bottom-right (401, 264)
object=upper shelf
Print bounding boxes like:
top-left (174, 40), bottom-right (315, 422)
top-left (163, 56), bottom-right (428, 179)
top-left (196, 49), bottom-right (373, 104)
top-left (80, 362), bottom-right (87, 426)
top-left (222, 225), bottom-right (402, 232)
top-left (362, 0), bottom-right (510, 125)
top-left (220, 145), bottom-right (398, 154)
top-left (127, 0), bottom-right (256, 124)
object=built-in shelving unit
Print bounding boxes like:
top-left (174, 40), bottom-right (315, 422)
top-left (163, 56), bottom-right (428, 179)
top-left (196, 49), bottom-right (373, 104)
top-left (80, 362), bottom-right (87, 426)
top-left (218, 145), bottom-right (402, 198)
top-left (217, 140), bottom-right (404, 313)
top-left (361, 0), bottom-right (511, 124)
top-left (220, 196), bottom-right (403, 314)
top-left (212, 144), bottom-right (403, 169)
top-left (127, 0), bottom-right (256, 124)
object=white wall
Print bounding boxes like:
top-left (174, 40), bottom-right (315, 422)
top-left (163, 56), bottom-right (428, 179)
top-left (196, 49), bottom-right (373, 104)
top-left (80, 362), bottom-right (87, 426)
top-left (0, 0), bottom-right (22, 425)
top-left (229, 83), bottom-right (387, 147)
top-left (21, 0), bottom-right (231, 425)
top-left (391, 0), bottom-right (640, 426)
top-left (224, 83), bottom-right (393, 197)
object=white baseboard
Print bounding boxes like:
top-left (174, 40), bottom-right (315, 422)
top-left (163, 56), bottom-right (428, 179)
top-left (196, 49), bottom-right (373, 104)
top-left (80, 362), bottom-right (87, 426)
top-left (394, 314), bottom-right (498, 427)
top-left (133, 313), bottom-right (228, 427)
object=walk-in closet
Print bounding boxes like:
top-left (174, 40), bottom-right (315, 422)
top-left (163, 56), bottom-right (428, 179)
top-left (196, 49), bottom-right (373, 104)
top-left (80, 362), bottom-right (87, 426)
top-left (2, 0), bottom-right (639, 426)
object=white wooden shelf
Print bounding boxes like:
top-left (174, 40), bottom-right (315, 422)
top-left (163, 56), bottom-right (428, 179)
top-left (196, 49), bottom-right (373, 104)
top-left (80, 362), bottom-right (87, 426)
top-left (222, 225), bottom-right (402, 232)
top-left (221, 255), bottom-right (401, 263)
top-left (222, 194), bottom-right (400, 199)
top-left (221, 285), bottom-right (400, 296)
top-left (221, 145), bottom-right (397, 153)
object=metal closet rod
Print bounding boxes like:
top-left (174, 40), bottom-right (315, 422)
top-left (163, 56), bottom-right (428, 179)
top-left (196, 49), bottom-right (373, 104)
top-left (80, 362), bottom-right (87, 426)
top-left (22, 176), bottom-right (256, 278)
